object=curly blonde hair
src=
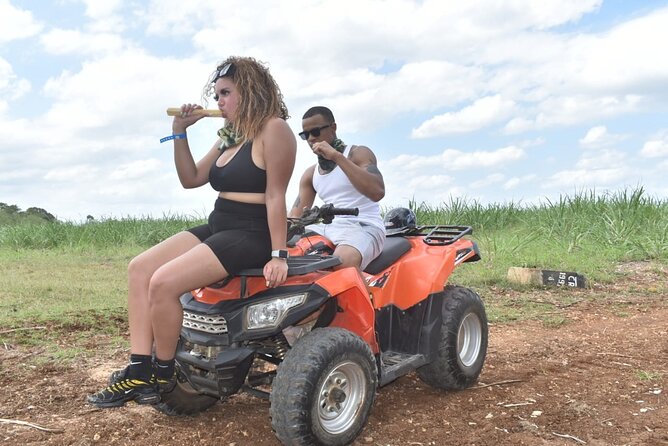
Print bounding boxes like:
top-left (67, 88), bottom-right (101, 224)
top-left (202, 56), bottom-right (289, 141)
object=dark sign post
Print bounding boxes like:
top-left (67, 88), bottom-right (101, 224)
top-left (541, 270), bottom-right (586, 288)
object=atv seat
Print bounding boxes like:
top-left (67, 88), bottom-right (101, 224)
top-left (364, 237), bottom-right (411, 275)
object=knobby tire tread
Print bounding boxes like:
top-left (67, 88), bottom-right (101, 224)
top-left (417, 285), bottom-right (488, 390)
top-left (270, 328), bottom-right (377, 446)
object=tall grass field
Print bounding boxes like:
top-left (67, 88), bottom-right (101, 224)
top-left (1, 188), bottom-right (667, 351)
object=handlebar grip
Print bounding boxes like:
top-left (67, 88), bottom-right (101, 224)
top-left (329, 207), bottom-right (359, 216)
top-left (166, 108), bottom-right (222, 117)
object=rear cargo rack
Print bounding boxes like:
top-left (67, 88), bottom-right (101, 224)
top-left (416, 225), bottom-right (472, 246)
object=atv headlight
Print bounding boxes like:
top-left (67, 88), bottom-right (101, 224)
top-left (246, 293), bottom-right (307, 330)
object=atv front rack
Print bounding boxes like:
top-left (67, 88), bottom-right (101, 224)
top-left (208, 256), bottom-right (341, 298)
top-left (417, 225), bottom-right (472, 246)
top-left (236, 255), bottom-right (341, 277)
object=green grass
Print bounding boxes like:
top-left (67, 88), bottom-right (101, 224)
top-left (0, 249), bottom-right (131, 326)
top-left (411, 188), bottom-right (668, 287)
top-left (636, 370), bottom-right (664, 381)
top-left (0, 214), bottom-right (204, 250)
top-left (541, 315), bottom-right (568, 328)
top-left (0, 249), bottom-right (132, 362)
top-left (1, 187), bottom-right (667, 361)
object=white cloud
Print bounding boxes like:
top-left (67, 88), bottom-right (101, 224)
top-left (504, 174), bottom-right (537, 190)
top-left (412, 95), bottom-right (515, 138)
top-left (504, 178), bottom-right (521, 190)
top-left (80, 0), bottom-right (125, 33)
top-left (483, 7), bottom-right (668, 98)
top-left (134, 1), bottom-right (668, 140)
top-left (38, 49), bottom-right (213, 145)
top-left (569, 8), bottom-right (668, 94)
top-left (503, 117), bottom-right (533, 134)
top-left (0, 167), bottom-right (40, 181)
top-left (471, 173), bottom-right (506, 189)
top-left (640, 131), bottom-right (668, 158)
top-left (0, 0), bottom-right (42, 43)
top-left (139, 0), bottom-right (607, 135)
top-left (40, 29), bottom-right (125, 55)
top-left (579, 125), bottom-right (628, 149)
top-left (81, 0), bottom-right (122, 20)
top-left (504, 95), bottom-right (643, 134)
top-left (44, 164), bottom-right (99, 182)
top-left (575, 149), bottom-right (627, 170)
top-left (0, 57), bottom-right (31, 100)
top-left (324, 61), bottom-right (483, 133)
top-left (580, 125), bottom-right (609, 148)
top-left (388, 145), bottom-right (525, 171)
top-left (407, 175), bottom-right (453, 190)
top-left (543, 146), bottom-right (630, 190)
top-left (468, 0), bottom-right (602, 31)
top-left (0, 47), bottom-right (223, 221)
top-left (544, 167), bottom-right (630, 189)
top-left (487, 8), bottom-right (668, 135)
top-left (143, 0), bottom-right (602, 53)
top-left (109, 159), bottom-right (163, 180)
top-left (518, 137), bottom-right (546, 148)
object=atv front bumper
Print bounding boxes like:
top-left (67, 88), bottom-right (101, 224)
top-left (175, 341), bottom-right (255, 397)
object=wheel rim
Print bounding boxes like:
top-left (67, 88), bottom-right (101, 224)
top-left (316, 360), bottom-right (367, 435)
top-left (457, 312), bottom-right (482, 367)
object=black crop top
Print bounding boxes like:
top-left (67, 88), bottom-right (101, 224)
top-left (209, 140), bottom-right (267, 193)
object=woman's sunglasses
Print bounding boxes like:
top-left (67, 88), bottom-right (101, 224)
top-left (298, 124), bottom-right (331, 140)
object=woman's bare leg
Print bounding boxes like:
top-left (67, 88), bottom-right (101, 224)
top-left (127, 231), bottom-right (201, 355)
top-left (147, 243), bottom-right (229, 360)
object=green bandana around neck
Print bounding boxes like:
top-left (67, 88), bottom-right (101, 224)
top-left (318, 138), bottom-right (346, 171)
top-left (217, 125), bottom-right (243, 151)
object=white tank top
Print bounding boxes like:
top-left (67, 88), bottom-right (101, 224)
top-left (312, 145), bottom-right (385, 232)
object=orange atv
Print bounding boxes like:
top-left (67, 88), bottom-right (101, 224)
top-left (155, 204), bottom-right (487, 446)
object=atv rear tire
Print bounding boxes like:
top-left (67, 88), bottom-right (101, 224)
top-left (417, 285), bottom-right (488, 390)
top-left (270, 328), bottom-right (377, 446)
top-left (153, 369), bottom-right (218, 416)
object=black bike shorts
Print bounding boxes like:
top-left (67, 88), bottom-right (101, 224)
top-left (188, 198), bottom-right (272, 275)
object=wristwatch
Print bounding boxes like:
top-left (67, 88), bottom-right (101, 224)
top-left (271, 249), bottom-right (289, 259)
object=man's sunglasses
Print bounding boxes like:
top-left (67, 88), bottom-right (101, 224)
top-left (298, 124), bottom-right (331, 140)
top-left (213, 62), bottom-right (235, 81)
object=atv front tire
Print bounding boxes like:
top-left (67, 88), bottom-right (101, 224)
top-left (270, 328), bottom-right (377, 446)
top-left (417, 285), bottom-right (488, 389)
top-left (153, 369), bottom-right (218, 416)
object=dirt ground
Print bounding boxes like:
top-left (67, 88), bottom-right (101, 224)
top-left (1, 262), bottom-right (666, 446)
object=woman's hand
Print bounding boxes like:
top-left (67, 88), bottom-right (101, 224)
top-left (172, 103), bottom-right (206, 133)
top-left (263, 257), bottom-right (288, 288)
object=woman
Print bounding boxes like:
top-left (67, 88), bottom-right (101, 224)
top-left (87, 57), bottom-right (296, 408)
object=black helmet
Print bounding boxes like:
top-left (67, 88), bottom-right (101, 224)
top-left (384, 207), bottom-right (417, 235)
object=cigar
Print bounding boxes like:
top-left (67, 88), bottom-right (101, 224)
top-left (166, 108), bottom-right (223, 117)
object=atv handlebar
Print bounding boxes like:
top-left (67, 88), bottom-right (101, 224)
top-left (287, 204), bottom-right (359, 239)
top-left (302, 204), bottom-right (359, 224)
top-left (325, 206), bottom-right (359, 217)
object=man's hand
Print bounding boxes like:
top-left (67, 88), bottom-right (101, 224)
top-left (311, 141), bottom-right (341, 161)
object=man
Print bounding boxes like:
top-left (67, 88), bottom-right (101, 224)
top-left (289, 106), bottom-right (385, 270)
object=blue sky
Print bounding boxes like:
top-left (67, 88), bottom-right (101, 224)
top-left (1, 0), bottom-right (667, 221)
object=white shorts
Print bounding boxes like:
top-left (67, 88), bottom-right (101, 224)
top-left (307, 218), bottom-right (385, 270)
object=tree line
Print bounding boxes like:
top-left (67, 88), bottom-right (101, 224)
top-left (0, 203), bottom-right (57, 225)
